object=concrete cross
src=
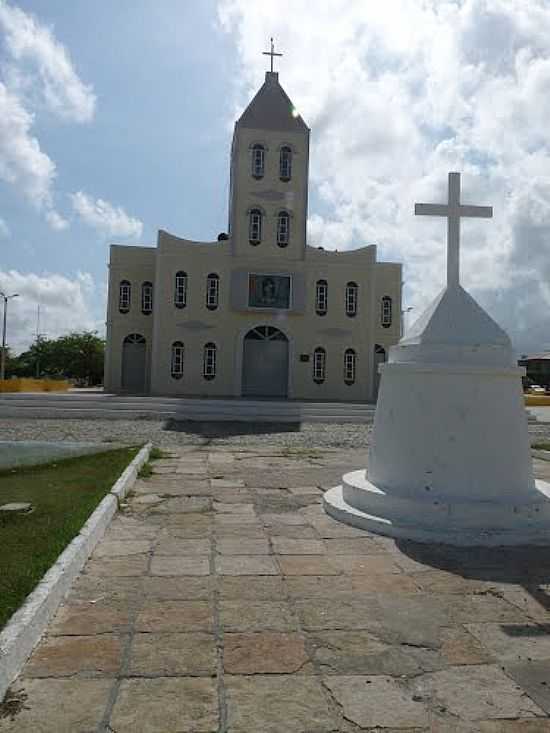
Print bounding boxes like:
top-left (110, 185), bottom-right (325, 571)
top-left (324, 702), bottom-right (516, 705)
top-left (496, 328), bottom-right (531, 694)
top-left (262, 37), bottom-right (283, 73)
top-left (415, 172), bottom-right (493, 287)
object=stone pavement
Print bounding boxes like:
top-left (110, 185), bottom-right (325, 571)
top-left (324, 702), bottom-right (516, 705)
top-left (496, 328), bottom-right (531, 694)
top-left (2, 447), bottom-right (550, 732)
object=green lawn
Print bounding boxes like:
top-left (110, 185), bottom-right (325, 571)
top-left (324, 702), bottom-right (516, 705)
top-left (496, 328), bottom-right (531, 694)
top-left (0, 446), bottom-right (140, 629)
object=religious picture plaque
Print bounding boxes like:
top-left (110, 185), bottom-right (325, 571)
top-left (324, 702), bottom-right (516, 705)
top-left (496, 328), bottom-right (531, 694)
top-left (248, 274), bottom-right (291, 309)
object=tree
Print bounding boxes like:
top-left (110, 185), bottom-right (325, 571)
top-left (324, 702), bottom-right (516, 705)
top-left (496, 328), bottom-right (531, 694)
top-left (11, 332), bottom-right (105, 385)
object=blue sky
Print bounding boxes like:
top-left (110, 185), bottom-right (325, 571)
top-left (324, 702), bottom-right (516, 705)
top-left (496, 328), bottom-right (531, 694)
top-left (2, 0), bottom-right (550, 355)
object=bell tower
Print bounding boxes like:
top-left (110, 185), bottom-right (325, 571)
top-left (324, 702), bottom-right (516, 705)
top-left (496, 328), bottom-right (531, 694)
top-left (228, 42), bottom-right (310, 261)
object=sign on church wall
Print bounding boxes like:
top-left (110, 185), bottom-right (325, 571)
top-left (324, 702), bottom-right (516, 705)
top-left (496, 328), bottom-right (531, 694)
top-left (248, 274), bottom-right (291, 309)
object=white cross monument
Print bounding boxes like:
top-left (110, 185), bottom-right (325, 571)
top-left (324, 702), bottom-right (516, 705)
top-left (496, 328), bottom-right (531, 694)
top-left (415, 171), bottom-right (492, 288)
top-left (324, 172), bottom-right (550, 546)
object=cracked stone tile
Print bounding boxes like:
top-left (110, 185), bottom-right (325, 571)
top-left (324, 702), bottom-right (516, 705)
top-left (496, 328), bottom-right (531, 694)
top-left (218, 576), bottom-right (285, 600)
top-left (215, 555), bottom-right (278, 576)
top-left (151, 496), bottom-right (211, 513)
top-left (141, 576), bottom-right (213, 600)
top-left (412, 569), bottom-right (496, 594)
top-left (225, 675), bottom-right (337, 732)
top-left (138, 481), bottom-right (213, 497)
top-left (411, 664), bottom-right (546, 720)
top-left (67, 575), bottom-right (144, 603)
top-left (466, 622), bottom-right (550, 662)
top-left (216, 537), bottom-right (270, 555)
top-left (102, 516), bottom-right (158, 541)
top-left (351, 573), bottom-right (421, 593)
top-left (0, 679), bottom-right (112, 733)
top-left (449, 594), bottom-right (525, 624)
top-left (224, 632), bottom-right (310, 673)
top-left (265, 523), bottom-right (319, 538)
top-left (324, 674), bottom-right (431, 728)
top-left (154, 538), bottom-right (210, 555)
top-left (48, 600), bottom-right (131, 635)
top-left (128, 632), bottom-right (216, 676)
top-left (92, 539), bottom-right (152, 558)
top-left (135, 600), bottom-right (213, 632)
top-left (309, 630), bottom-right (425, 676)
top-left (271, 537), bottom-right (325, 555)
top-left (84, 554), bottom-right (149, 577)
top-left (503, 659), bottom-right (550, 714)
top-left (220, 600), bottom-right (299, 632)
top-left (23, 635), bottom-right (121, 677)
top-left (110, 678), bottom-right (218, 732)
top-left (150, 555), bottom-right (210, 577)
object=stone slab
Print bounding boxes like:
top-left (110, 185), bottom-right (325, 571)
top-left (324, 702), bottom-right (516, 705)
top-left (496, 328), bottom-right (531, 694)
top-left (224, 632), bottom-right (309, 674)
top-left (220, 601), bottom-right (298, 632)
top-left (128, 632), bottom-right (216, 676)
top-left (215, 555), bottom-right (278, 576)
top-left (150, 555), bottom-right (210, 577)
top-left (23, 635), bottom-right (121, 677)
top-left (110, 678), bottom-right (218, 732)
top-left (135, 601), bottom-right (213, 633)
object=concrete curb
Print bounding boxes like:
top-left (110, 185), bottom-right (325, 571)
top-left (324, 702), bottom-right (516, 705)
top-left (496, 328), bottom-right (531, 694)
top-left (0, 441), bottom-right (152, 701)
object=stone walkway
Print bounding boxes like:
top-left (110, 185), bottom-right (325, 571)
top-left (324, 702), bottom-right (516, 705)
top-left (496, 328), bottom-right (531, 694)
top-left (2, 447), bottom-right (550, 732)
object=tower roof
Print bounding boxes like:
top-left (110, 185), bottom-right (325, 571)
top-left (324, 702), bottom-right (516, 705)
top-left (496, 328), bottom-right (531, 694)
top-left (237, 72), bottom-right (309, 133)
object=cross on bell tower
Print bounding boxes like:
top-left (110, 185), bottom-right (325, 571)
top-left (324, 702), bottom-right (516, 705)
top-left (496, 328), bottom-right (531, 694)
top-left (262, 37), bottom-right (283, 73)
top-left (415, 172), bottom-right (493, 288)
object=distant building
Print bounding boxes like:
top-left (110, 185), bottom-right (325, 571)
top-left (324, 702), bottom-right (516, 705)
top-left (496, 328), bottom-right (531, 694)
top-left (104, 69), bottom-right (402, 400)
top-left (518, 353), bottom-right (550, 388)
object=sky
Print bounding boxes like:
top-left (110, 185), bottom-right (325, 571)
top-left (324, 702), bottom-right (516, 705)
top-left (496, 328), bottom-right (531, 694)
top-left (1, 0), bottom-right (550, 356)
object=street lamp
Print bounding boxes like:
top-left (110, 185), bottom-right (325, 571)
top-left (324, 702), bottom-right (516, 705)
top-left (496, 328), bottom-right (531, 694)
top-left (0, 292), bottom-right (19, 381)
top-left (401, 306), bottom-right (414, 338)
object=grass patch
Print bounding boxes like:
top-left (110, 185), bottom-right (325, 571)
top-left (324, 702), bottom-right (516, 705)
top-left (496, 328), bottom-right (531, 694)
top-left (138, 462), bottom-right (153, 478)
top-left (532, 442), bottom-right (550, 451)
top-left (149, 447), bottom-right (172, 461)
top-left (0, 446), bottom-right (139, 630)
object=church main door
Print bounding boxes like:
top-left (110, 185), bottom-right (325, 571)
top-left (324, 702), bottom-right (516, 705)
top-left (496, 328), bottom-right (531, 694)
top-left (242, 326), bottom-right (289, 398)
top-left (121, 333), bottom-right (146, 393)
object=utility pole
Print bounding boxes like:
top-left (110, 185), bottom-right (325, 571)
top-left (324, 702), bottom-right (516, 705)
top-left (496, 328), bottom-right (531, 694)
top-left (0, 292), bottom-right (20, 381)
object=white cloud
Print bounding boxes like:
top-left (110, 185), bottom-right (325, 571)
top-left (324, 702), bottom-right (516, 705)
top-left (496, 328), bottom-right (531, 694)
top-left (0, 2), bottom-right (95, 226)
top-left (0, 268), bottom-right (101, 352)
top-left (218, 0), bottom-right (550, 353)
top-left (45, 209), bottom-right (68, 231)
top-left (0, 216), bottom-right (9, 237)
top-left (0, 1), bottom-right (96, 123)
top-left (70, 191), bottom-right (143, 239)
top-left (0, 80), bottom-right (56, 208)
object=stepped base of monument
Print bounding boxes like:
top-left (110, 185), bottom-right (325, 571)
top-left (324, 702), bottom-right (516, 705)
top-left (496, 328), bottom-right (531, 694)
top-left (324, 470), bottom-right (550, 546)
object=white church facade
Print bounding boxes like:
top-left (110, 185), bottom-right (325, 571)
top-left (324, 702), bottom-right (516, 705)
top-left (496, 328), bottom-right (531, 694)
top-left (104, 67), bottom-right (402, 401)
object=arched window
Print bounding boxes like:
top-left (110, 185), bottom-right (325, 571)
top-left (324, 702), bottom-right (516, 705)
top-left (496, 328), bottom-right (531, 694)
top-left (206, 273), bottom-right (219, 310)
top-left (313, 347), bottom-right (326, 384)
top-left (249, 209), bottom-right (262, 245)
top-left (123, 333), bottom-right (145, 345)
top-left (119, 280), bottom-right (131, 314)
top-left (251, 144), bottom-right (265, 178)
top-left (141, 281), bottom-right (153, 315)
top-left (276, 211), bottom-right (290, 247)
top-left (345, 282), bottom-right (358, 317)
top-left (344, 348), bottom-right (356, 385)
top-left (280, 146), bottom-right (292, 181)
top-left (381, 296), bottom-right (392, 327)
top-left (171, 341), bottom-right (184, 379)
top-left (315, 279), bottom-right (328, 316)
top-left (175, 271), bottom-right (187, 308)
top-left (203, 342), bottom-right (217, 380)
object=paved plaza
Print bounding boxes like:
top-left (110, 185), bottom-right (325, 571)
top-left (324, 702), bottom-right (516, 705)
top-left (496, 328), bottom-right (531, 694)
top-left (3, 446), bottom-right (550, 732)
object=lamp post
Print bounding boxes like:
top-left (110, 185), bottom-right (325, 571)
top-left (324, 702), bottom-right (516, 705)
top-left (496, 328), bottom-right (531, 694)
top-left (0, 292), bottom-right (19, 381)
top-left (401, 306), bottom-right (414, 338)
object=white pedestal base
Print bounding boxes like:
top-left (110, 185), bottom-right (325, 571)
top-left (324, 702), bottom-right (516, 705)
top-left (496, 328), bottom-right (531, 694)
top-left (324, 470), bottom-right (550, 546)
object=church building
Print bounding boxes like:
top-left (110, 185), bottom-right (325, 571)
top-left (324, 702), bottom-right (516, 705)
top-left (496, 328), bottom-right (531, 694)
top-left (104, 58), bottom-right (402, 401)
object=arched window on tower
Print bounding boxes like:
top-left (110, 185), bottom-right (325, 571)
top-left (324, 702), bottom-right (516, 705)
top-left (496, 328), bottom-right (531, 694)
top-left (279, 146), bottom-right (292, 181)
top-left (171, 341), bottom-right (184, 379)
top-left (175, 271), bottom-right (187, 308)
top-left (344, 348), bottom-right (356, 385)
top-left (315, 280), bottom-right (328, 316)
top-left (203, 342), bottom-right (217, 380)
top-left (345, 282), bottom-right (358, 317)
top-left (251, 144), bottom-right (265, 178)
top-left (141, 281), bottom-right (153, 315)
top-left (249, 209), bottom-right (262, 245)
top-left (119, 280), bottom-right (131, 314)
top-left (276, 211), bottom-right (290, 247)
top-left (313, 347), bottom-right (326, 384)
top-left (206, 273), bottom-right (219, 310)
top-left (381, 296), bottom-right (392, 327)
